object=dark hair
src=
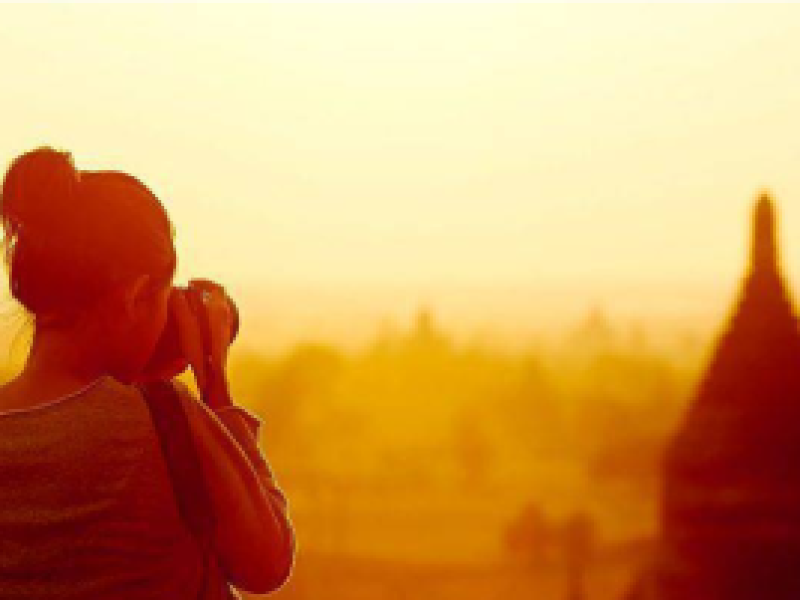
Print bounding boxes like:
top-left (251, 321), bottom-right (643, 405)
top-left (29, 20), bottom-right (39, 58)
top-left (0, 147), bottom-right (177, 321)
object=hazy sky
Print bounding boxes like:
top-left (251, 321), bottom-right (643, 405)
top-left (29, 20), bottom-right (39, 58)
top-left (2, 4), bottom-right (800, 348)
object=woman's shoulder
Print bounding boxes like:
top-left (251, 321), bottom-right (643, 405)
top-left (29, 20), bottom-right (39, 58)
top-left (0, 374), bottom-right (135, 418)
top-left (0, 374), bottom-right (176, 517)
top-left (70, 375), bottom-right (152, 423)
top-left (0, 375), bottom-right (162, 473)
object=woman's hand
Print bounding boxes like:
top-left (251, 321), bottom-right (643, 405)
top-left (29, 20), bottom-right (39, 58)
top-left (171, 280), bottom-right (235, 407)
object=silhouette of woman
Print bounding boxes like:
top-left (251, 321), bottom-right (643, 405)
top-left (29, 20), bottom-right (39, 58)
top-left (0, 148), bottom-right (295, 598)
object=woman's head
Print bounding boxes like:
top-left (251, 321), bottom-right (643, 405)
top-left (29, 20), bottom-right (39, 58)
top-left (0, 147), bottom-right (177, 382)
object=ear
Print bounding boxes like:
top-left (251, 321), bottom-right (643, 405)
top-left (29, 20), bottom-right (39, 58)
top-left (121, 273), bottom-right (151, 318)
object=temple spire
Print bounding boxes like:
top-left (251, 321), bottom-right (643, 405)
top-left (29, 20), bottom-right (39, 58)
top-left (751, 191), bottom-right (778, 274)
top-left (647, 190), bottom-right (800, 599)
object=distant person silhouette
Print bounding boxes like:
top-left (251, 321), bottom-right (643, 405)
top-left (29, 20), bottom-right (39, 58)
top-left (0, 148), bottom-right (295, 598)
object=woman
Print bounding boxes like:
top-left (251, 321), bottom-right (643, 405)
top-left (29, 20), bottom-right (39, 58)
top-left (0, 148), bottom-right (295, 598)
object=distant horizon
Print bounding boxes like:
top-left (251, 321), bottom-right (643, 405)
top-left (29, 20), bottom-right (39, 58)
top-left (1, 240), bottom-right (794, 353)
top-left (227, 277), bottom-right (746, 353)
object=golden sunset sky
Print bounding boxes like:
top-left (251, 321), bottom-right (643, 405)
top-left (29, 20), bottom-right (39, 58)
top-left (2, 4), bottom-right (800, 348)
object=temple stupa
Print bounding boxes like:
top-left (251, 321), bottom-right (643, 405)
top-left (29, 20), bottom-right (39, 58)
top-left (646, 193), bottom-right (800, 598)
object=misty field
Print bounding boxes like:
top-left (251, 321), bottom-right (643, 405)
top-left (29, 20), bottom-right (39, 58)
top-left (223, 308), bottom-right (708, 599)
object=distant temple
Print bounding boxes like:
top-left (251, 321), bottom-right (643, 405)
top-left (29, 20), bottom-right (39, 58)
top-left (638, 194), bottom-right (800, 598)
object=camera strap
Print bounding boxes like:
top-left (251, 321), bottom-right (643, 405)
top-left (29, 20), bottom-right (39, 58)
top-left (138, 379), bottom-right (215, 542)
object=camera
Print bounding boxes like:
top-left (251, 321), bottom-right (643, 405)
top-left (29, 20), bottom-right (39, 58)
top-left (142, 279), bottom-right (240, 379)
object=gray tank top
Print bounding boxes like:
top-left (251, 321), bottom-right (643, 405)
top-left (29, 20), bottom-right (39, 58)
top-left (0, 375), bottom-right (212, 599)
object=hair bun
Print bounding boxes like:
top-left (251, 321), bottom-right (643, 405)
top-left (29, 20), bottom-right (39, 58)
top-left (1, 147), bottom-right (176, 319)
top-left (1, 147), bottom-right (79, 232)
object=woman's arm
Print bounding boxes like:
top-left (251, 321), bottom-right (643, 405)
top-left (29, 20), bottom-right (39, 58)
top-left (169, 281), bottom-right (296, 593)
top-left (174, 379), bottom-right (296, 594)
